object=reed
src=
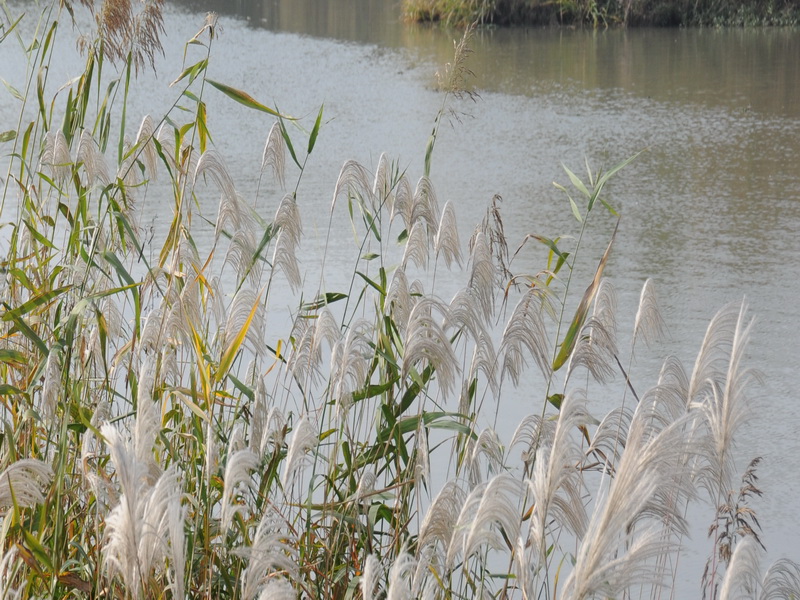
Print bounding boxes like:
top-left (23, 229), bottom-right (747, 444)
top-left (0, 1), bottom-right (797, 599)
top-left (402, 0), bottom-right (800, 26)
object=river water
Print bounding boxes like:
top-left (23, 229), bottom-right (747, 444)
top-left (2, 0), bottom-right (799, 594)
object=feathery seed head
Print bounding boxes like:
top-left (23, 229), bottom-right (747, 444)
top-left (402, 298), bottom-right (459, 398)
top-left (135, 114), bottom-right (159, 179)
top-left (386, 267), bottom-right (412, 331)
top-left (411, 177), bottom-right (440, 235)
top-left (41, 346), bottom-right (62, 424)
top-left (281, 416), bottom-right (318, 489)
top-left (221, 447), bottom-right (259, 534)
top-left (332, 159), bottom-right (373, 214)
top-left (401, 220), bottom-right (430, 270)
top-left (0, 459), bottom-right (53, 509)
top-left (77, 129), bottom-right (111, 186)
top-left (362, 554), bottom-right (382, 600)
top-left (42, 129), bottom-right (72, 185)
top-left (261, 122), bottom-right (286, 189)
top-left (467, 230), bottom-right (495, 320)
top-left (434, 200), bottom-right (462, 268)
top-left (633, 278), bottom-right (665, 349)
top-left (500, 287), bottom-right (551, 385)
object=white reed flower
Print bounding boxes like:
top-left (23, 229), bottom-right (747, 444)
top-left (238, 511), bottom-right (298, 600)
top-left (134, 353), bottom-right (161, 472)
top-left (221, 444), bottom-right (259, 534)
top-left (41, 346), bottom-right (62, 424)
top-left (355, 468), bottom-right (377, 505)
top-left (467, 230), bottom-right (495, 320)
top-left (0, 547), bottom-right (21, 600)
top-left (255, 578), bottom-right (296, 600)
top-left (0, 459), bottom-right (53, 508)
top-left (401, 220), bottom-right (429, 269)
top-left (567, 315), bottom-right (618, 384)
top-left (434, 200), bottom-right (462, 268)
top-left (461, 473), bottom-right (524, 563)
top-left (117, 137), bottom-right (143, 193)
top-left (331, 159), bottom-right (373, 214)
top-left (225, 229), bottom-right (262, 286)
top-left (361, 554), bottom-right (382, 600)
top-left (272, 194), bottom-right (303, 290)
top-left (261, 122), bottom-right (286, 189)
top-left (695, 302), bottom-right (759, 503)
top-left (414, 426), bottom-right (430, 491)
top-left (401, 298), bottom-right (459, 399)
top-left (526, 392), bottom-right (589, 562)
top-left (386, 552), bottom-right (415, 600)
top-left (167, 494), bottom-right (186, 600)
top-left (77, 129), bottom-right (110, 186)
top-left (687, 300), bottom-right (742, 407)
top-left (719, 536), bottom-right (762, 600)
top-left (419, 481), bottom-right (467, 555)
top-left (761, 557), bottom-right (800, 599)
top-left (386, 267), bottom-right (411, 332)
top-left (447, 287), bottom-right (490, 343)
top-left (102, 426), bottom-right (182, 599)
top-left (42, 129), bottom-right (72, 185)
top-left (632, 278), bottom-right (665, 350)
top-left (222, 287), bottom-right (267, 360)
top-left (510, 413), bottom-right (553, 468)
top-left (466, 331), bottom-right (498, 397)
top-left (560, 400), bottom-right (695, 600)
top-left (135, 114), bottom-right (158, 179)
top-left (372, 152), bottom-right (393, 207)
top-left (329, 320), bottom-right (372, 411)
top-left (281, 416), bottom-right (317, 489)
top-left (466, 427), bottom-right (504, 485)
top-left (500, 287), bottom-right (551, 385)
top-left (410, 176), bottom-right (440, 234)
top-left (390, 175), bottom-right (413, 231)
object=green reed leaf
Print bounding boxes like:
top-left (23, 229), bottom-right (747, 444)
top-left (278, 116), bottom-right (301, 169)
top-left (2, 310), bottom-right (47, 356)
top-left (563, 164), bottom-right (591, 198)
top-left (22, 528), bottom-right (54, 573)
top-left (0, 12), bottom-right (23, 45)
top-left (357, 271), bottom-right (385, 295)
top-left (170, 58), bottom-right (209, 87)
top-left (308, 104), bottom-right (323, 154)
top-left (0, 78), bottom-right (23, 102)
top-left (552, 219), bottom-right (619, 371)
top-left (197, 100), bottom-right (209, 154)
top-left (0, 349), bottom-right (27, 369)
top-left (206, 79), bottom-right (289, 118)
top-left (2, 286), bottom-right (71, 323)
top-left (301, 292), bottom-right (347, 312)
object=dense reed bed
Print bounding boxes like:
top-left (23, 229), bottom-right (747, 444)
top-left (402, 0), bottom-right (800, 27)
top-left (0, 1), bottom-right (798, 598)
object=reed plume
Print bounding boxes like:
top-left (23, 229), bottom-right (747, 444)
top-left (0, 459), bottom-right (53, 509)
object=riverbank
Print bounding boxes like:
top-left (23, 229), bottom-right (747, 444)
top-left (403, 0), bottom-right (800, 26)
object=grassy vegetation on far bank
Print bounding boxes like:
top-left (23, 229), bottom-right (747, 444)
top-left (403, 0), bottom-right (800, 27)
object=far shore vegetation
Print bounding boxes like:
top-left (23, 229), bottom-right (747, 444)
top-left (402, 0), bottom-right (800, 27)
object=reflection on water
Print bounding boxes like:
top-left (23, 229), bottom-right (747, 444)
top-left (173, 0), bottom-right (800, 118)
top-left (174, 0), bottom-right (408, 45)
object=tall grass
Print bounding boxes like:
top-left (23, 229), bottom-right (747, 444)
top-left (0, 1), bottom-right (798, 599)
top-left (402, 0), bottom-right (800, 27)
